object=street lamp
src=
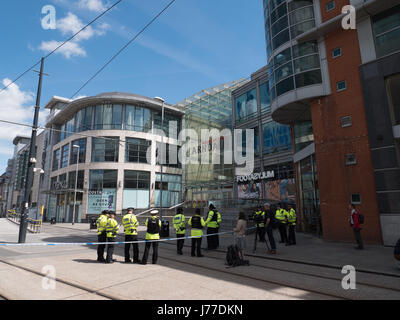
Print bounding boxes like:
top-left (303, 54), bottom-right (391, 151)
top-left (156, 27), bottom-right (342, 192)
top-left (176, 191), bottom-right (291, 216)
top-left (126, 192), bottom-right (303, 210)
top-left (72, 144), bottom-right (80, 225)
top-left (154, 96), bottom-right (165, 222)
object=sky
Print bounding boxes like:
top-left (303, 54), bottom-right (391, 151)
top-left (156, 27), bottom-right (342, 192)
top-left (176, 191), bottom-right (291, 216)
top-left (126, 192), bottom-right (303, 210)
top-left (0, 0), bottom-right (267, 173)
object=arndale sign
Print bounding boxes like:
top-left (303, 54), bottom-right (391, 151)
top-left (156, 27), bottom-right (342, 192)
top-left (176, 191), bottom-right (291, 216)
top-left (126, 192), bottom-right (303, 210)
top-left (236, 171), bottom-right (274, 182)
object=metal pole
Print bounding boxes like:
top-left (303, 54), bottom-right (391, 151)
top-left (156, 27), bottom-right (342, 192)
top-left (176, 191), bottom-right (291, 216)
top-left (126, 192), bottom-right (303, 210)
top-left (18, 57), bottom-right (45, 243)
top-left (72, 145), bottom-right (80, 225)
top-left (160, 100), bottom-right (165, 222)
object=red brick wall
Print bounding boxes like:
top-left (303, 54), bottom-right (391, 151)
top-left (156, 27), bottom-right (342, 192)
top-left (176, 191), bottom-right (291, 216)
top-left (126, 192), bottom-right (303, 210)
top-left (309, 26), bottom-right (383, 244)
top-left (320, 0), bottom-right (350, 23)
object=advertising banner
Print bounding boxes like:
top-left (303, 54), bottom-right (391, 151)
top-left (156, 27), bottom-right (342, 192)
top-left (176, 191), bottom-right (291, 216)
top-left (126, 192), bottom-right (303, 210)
top-left (87, 188), bottom-right (116, 213)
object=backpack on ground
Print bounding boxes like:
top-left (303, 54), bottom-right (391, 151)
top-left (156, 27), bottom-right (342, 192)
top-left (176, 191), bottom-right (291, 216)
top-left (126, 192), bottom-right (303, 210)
top-left (226, 245), bottom-right (249, 267)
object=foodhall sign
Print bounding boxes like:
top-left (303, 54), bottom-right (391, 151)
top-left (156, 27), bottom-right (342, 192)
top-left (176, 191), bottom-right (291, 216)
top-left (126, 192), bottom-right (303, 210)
top-left (236, 171), bottom-right (274, 182)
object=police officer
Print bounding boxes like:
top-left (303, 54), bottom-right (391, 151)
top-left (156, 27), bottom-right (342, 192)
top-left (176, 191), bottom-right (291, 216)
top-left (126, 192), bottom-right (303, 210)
top-left (253, 206), bottom-right (266, 242)
top-left (96, 210), bottom-right (109, 262)
top-left (106, 211), bottom-right (119, 264)
top-left (122, 207), bottom-right (140, 263)
top-left (173, 207), bottom-right (186, 255)
top-left (275, 203), bottom-right (288, 245)
top-left (189, 208), bottom-right (205, 257)
top-left (287, 204), bottom-right (297, 245)
top-left (205, 204), bottom-right (222, 250)
top-left (141, 210), bottom-right (162, 265)
top-left (264, 203), bottom-right (277, 254)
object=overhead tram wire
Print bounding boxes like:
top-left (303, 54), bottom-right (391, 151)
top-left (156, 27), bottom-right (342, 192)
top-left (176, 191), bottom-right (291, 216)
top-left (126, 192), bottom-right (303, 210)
top-left (70, 0), bottom-right (178, 99)
top-left (0, 0), bottom-right (122, 94)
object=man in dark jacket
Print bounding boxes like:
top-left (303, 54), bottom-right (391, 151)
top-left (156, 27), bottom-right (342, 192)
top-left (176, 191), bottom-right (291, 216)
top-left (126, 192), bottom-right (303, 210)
top-left (264, 203), bottom-right (277, 254)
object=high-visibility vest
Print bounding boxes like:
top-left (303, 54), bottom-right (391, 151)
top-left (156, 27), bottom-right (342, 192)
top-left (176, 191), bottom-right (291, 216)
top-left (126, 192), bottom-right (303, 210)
top-left (254, 210), bottom-right (265, 227)
top-left (288, 209), bottom-right (297, 226)
top-left (173, 214), bottom-right (186, 235)
top-left (96, 214), bottom-right (108, 235)
top-left (145, 217), bottom-right (161, 240)
top-left (206, 210), bottom-right (222, 228)
top-left (189, 215), bottom-right (205, 238)
top-left (106, 218), bottom-right (119, 238)
top-left (275, 209), bottom-right (288, 224)
top-left (122, 213), bottom-right (139, 235)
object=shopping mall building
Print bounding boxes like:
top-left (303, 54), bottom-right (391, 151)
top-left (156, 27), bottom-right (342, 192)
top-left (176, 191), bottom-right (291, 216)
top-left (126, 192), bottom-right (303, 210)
top-left (260, 0), bottom-right (400, 245)
top-left (42, 92), bottom-right (184, 223)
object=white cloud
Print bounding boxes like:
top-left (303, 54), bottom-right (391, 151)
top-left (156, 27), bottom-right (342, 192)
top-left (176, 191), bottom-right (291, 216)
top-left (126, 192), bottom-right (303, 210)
top-left (77, 0), bottom-right (107, 12)
top-left (39, 40), bottom-right (87, 59)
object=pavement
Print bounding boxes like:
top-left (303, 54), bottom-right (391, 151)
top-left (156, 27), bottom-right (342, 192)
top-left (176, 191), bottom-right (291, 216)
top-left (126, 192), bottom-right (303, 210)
top-left (0, 218), bottom-right (399, 300)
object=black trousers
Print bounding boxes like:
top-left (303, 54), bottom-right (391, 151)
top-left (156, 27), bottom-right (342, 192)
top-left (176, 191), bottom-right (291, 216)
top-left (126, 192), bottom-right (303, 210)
top-left (142, 242), bottom-right (159, 264)
top-left (176, 234), bottom-right (185, 254)
top-left (353, 228), bottom-right (364, 249)
top-left (278, 223), bottom-right (288, 243)
top-left (266, 226), bottom-right (276, 250)
top-left (288, 225), bottom-right (296, 245)
top-left (256, 226), bottom-right (266, 242)
top-left (106, 237), bottom-right (115, 262)
top-left (207, 227), bottom-right (219, 249)
top-left (191, 237), bottom-right (202, 256)
top-left (125, 235), bottom-right (139, 262)
top-left (97, 233), bottom-right (106, 261)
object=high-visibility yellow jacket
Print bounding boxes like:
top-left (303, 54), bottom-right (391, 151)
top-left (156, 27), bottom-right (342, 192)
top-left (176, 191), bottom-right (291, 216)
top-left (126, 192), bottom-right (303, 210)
top-left (189, 214), bottom-right (206, 238)
top-left (288, 208), bottom-right (297, 226)
top-left (254, 210), bottom-right (266, 227)
top-left (145, 216), bottom-right (162, 240)
top-left (122, 213), bottom-right (139, 235)
top-left (96, 214), bottom-right (108, 235)
top-left (205, 210), bottom-right (222, 228)
top-left (275, 209), bottom-right (288, 224)
top-left (173, 213), bottom-right (186, 235)
top-left (106, 218), bottom-right (119, 238)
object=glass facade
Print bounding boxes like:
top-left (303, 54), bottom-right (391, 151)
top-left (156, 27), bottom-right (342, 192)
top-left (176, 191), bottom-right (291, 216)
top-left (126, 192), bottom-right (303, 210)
top-left (56, 104), bottom-right (182, 143)
top-left (68, 170), bottom-right (84, 189)
top-left (88, 170), bottom-right (118, 213)
top-left (262, 121), bottom-right (291, 154)
top-left (52, 149), bottom-right (60, 171)
top-left (294, 121), bottom-right (314, 153)
top-left (372, 5), bottom-right (400, 58)
top-left (386, 74), bottom-right (400, 125)
top-left (91, 137), bottom-right (119, 162)
top-left (235, 88), bottom-right (257, 122)
top-left (123, 170), bottom-right (150, 209)
top-left (70, 138), bottom-right (86, 164)
top-left (125, 138), bottom-right (151, 164)
top-left (60, 144), bottom-right (69, 168)
top-left (155, 173), bottom-right (182, 207)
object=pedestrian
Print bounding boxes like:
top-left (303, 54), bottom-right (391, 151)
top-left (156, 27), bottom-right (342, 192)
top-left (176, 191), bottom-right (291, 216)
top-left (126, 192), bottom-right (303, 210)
top-left (349, 204), bottom-right (364, 250)
top-left (253, 206), bottom-right (266, 242)
top-left (205, 204), bottom-right (222, 250)
top-left (96, 210), bottom-right (109, 262)
top-left (264, 203), bottom-right (277, 254)
top-left (122, 207), bottom-right (140, 263)
top-left (287, 204), bottom-right (297, 246)
top-left (173, 207), bottom-right (186, 255)
top-left (275, 203), bottom-right (288, 245)
top-left (141, 210), bottom-right (162, 264)
top-left (105, 211), bottom-right (119, 264)
top-left (233, 211), bottom-right (247, 260)
top-left (188, 208), bottom-right (205, 257)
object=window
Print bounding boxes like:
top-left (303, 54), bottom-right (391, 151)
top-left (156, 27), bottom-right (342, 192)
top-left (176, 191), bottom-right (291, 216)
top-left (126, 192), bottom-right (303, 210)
top-left (52, 149), bottom-right (60, 171)
top-left (75, 107), bottom-right (93, 132)
top-left (66, 118), bottom-right (75, 138)
top-left (68, 170), bottom-right (84, 189)
top-left (332, 47), bottom-right (342, 58)
top-left (70, 138), bottom-right (86, 164)
top-left (372, 5), bottom-right (400, 58)
top-left (60, 144), bottom-right (69, 168)
top-left (263, 121), bottom-right (292, 154)
top-left (153, 112), bottom-right (181, 137)
top-left (235, 88), bottom-right (258, 122)
top-left (294, 121), bottom-right (314, 152)
top-left (326, 1), bottom-right (335, 12)
top-left (351, 193), bottom-right (361, 204)
top-left (295, 70), bottom-right (322, 88)
top-left (89, 170), bottom-right (118, 190)
top-left (386, 74), bottom-right (400, 125)
top-left (94, 105), bottom-right (122, 130)
top-left (91, 137), bottom-right (119, 162)
top-left (125, 105), bottom-right (151, 132)
top-left (125, 138), bottom-right (151, 164)
top-left (156, 143), bottom-right (182, 168)
top-left (337, 80), bottom-right (347, 92)
top-left (345, 153), bottom-right (357, 165)
top-left (260, 82), bottom-right (271, 112)
top-left (88, 170), bottom-right (118, 213)
top-left (341, 116), bottom-right (352, 128)
top-left (155, 173), bottom-right (181, 207)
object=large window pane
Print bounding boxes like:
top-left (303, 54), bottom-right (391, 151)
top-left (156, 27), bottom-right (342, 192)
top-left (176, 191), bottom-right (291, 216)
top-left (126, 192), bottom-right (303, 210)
top-left (88, 170), bottom-right (117, 213)
top-left (275, 62), bottom-right (293, 83)
top-left (373, 5), bottom-right (400, 35)
top-left (274, 47), bottom-right (292, 67)
top-left (92, 137), bottom-right (119, 162)
top-left (123, 170), bottom-right (150, 209)
top-left (155, 173), bottom-right (182, 207)
top-left (294, 121), bottom-right (314, 152)
top-left (52, 149), bottom-right (60, 171)
top-left (293, 41), bottom-right (318, 58)
top-left (289, 6), bottom-right (314, 25)
top-left (386, 74), bottom-right (400, 125)
top-left (68, 170), bottom-right (84, 189)
top-left (272, 16), bottom-right (289, 38)
top-left (272, 29), bottom-right (290, 49)
top-left (112, 104), bottom-right (122, 129)
top-left (374, 28), bottom-right (400, 58)
top-left (291, 20), bottom-right (316, 38)
top-left (276, 76), bottom-right (295, 96)
top-left (294, 54), bottom-right (320, 73)
top-left (125, 138), bottom-right (151, 164)
top-left (70, 138), bottom-right (86, 164)
top-left (260, 82), bottom-right (271, 112)
top-left (60, 144), bottom-right (69, 168)
top-left (295, 70), bottom-right (322, 88)
top-left (235, 88), bottom-right (257, 121)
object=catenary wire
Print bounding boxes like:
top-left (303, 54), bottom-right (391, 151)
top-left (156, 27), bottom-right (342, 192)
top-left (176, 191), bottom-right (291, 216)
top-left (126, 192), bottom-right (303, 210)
top-left (69, 0), bottom-right (177, 99)
top-left (0, 0), bottom-right (122, 94)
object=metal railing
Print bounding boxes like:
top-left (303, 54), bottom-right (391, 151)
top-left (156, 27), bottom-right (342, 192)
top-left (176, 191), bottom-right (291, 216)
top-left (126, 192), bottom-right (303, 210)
top-left (7, 209), bottom-right (42, 233)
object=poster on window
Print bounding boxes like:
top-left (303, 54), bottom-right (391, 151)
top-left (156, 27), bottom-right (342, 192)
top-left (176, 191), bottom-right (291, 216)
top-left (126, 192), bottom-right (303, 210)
top-left (264, 178), bottom-right (296, 204)
top-left (87, 188), bottom-right (116, 213)
top-left (238, 182), bottom-right (262, 199)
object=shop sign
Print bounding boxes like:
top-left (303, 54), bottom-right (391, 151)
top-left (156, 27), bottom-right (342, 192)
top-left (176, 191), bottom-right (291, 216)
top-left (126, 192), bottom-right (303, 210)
top-left (236, 171), bottom-right (274, 182)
